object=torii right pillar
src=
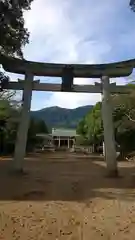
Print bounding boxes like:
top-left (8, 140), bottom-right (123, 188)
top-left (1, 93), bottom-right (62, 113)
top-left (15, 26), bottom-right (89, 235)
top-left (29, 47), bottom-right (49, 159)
top-left (101, 76), bottom-right (118, 177)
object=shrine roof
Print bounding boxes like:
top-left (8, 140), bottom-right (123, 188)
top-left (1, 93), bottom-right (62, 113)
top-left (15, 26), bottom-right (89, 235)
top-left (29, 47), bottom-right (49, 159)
top-left (52, 128), bottom-right (78, 137)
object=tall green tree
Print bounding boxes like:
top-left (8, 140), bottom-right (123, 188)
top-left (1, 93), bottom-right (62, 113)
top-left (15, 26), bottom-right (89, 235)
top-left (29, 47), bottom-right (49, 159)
top-left (0, 0), bottom-right (50, 154)
top-left (0, 89), bottom-right (20, 154)
top-left (0, 0), bottom-right (33, 104)
top-left (27, 118), bottom-right (48, 151)
top-left (76, 85), bottom-right (135, 154)
top-left (0, 0), bottom-right (33, 57)
top-left (77, 102), bottom-right (103, 146)
top-left (76, 118), bottom-right (87, 136)
top-left (0, 93), bottom-right (49, 154)
top-left (130, 0), bottom-right (135, 11)
top-left (85, 102), bottom-right (103, 144)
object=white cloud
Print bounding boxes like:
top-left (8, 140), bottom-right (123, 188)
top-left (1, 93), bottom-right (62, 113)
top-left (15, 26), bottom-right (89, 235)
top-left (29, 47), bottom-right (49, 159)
top-left (43, 92), bottom-right (101, 109)
top-left (23, 0), bottom-right (79, 63)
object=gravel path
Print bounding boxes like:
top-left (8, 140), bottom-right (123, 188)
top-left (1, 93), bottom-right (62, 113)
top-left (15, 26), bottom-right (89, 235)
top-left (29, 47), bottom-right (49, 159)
top-left (0, 153), bottom-right (135, 239)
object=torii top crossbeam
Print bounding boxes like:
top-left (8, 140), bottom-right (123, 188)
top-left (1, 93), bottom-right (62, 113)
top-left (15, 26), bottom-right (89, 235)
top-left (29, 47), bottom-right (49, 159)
top-left (1, 54), bottom-right (135, 78)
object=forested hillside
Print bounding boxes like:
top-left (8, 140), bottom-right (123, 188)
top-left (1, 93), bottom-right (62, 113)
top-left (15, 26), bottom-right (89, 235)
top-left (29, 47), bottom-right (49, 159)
top-left (31, 105), bottom-right (93, 129)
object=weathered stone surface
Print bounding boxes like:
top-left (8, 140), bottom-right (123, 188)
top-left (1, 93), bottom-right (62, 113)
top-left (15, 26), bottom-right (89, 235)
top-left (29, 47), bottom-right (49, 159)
top-left (0, 54), bottom-right (134, 77)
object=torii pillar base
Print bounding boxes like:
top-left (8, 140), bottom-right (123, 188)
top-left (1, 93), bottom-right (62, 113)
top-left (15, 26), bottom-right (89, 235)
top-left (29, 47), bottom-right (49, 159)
top-left (101, 76), bottom-right (118, 178)
top-left (13, 73), bottom-right (33, 172)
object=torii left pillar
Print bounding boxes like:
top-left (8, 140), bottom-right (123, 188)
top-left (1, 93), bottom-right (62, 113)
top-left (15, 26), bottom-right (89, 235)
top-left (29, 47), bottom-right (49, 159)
top-left (13, 72), bottom-right (33, 173)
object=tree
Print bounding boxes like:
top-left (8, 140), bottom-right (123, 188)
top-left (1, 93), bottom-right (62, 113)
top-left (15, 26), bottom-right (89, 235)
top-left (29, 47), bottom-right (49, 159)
top-left (130, 0), bottom-right (135, 11)
top-left (36, 120), bottom-right (48, 134)
top-left (0, 0), bottom-right (51, 154)
top-left (85, 102), bottom-right (103, 144)
top-left (0, 93), bottom-right (49, 154)
top-left (76, 85), bottom-right (135, 155)
top-left (27, 118), bottom-right (48, 151)
top-left (77, 102), bottom-right (103, 146)
top-left (111, 85), bottom-right (135, 154)
top-left (0, 0), bottom-right (33, 57)
top-left (0, 90), bottom-right (20, 154)
top-left (76, 118), bottom-right (87, 136)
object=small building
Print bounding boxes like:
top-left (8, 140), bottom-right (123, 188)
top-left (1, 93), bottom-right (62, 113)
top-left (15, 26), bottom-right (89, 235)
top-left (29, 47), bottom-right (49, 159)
top-left (36, 128), bottom-right (95, 153)
top-left (36, 128), bottom-right (79, 149)
top-left (51, 128), bottom-right (79, 148)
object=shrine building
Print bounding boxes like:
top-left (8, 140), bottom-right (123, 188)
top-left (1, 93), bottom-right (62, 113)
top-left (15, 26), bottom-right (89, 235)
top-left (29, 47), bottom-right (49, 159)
top-left (37, 128), bottom-right (79, 149)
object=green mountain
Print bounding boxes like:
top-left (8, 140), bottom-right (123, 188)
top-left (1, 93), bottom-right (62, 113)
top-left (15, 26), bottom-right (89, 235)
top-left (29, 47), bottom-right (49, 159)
top-left (31, 105), bottom-right (93, 129)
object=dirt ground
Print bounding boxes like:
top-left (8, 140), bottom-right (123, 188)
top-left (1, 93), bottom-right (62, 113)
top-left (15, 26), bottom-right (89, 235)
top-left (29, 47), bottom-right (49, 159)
top-left (0, 152), bottom-right (135, 239)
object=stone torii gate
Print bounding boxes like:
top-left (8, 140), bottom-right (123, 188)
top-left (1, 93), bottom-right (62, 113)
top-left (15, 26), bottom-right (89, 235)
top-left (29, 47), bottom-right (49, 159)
top-left (0, 54), bottom-right (134, 176)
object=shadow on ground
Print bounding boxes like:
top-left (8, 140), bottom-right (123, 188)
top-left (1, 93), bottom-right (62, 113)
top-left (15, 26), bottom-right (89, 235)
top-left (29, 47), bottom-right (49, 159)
top-left (0, 152), bottom-right (135, 202)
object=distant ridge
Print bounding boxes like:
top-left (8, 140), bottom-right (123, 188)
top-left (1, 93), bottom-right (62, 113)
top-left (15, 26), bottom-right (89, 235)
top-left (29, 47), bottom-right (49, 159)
top-left (31, 105), bottom-right (93, 129)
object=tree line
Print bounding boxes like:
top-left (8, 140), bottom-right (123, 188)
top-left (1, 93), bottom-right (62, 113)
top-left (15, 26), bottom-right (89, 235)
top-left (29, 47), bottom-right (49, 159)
top-left (76, 84), bottom-right (135, 155)
top-left (0, 88), bottom-right (48, 154)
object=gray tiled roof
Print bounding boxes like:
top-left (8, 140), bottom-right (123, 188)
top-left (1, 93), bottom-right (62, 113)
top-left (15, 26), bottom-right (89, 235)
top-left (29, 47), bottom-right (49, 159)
top-left (36, 133), bottom-right (52, 139)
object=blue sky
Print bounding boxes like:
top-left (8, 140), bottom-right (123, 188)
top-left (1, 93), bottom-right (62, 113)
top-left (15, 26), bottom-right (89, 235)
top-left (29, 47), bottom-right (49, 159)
top-left (3, 0), bottom-right (135, 110)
